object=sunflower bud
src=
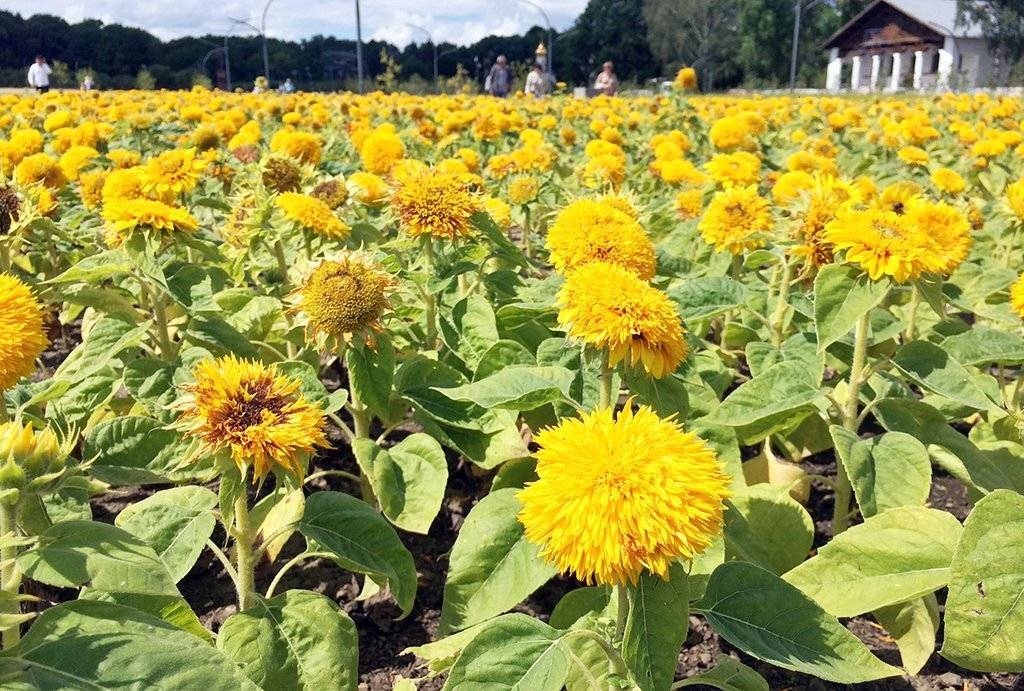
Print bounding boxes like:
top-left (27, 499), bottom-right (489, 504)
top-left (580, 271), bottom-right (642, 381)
top-left (0, 422), bottom-right (70, 499)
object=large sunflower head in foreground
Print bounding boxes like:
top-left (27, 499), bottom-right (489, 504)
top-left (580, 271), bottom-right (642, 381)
top-left (389, 169), bottom-right (478, 241)
top-left (546, 199), bottom-right (656, 279)
top-left (179, 356), bottom-right (328, 482)
top-left (276, 192), bottom-right (350, 239)
top-left (295, 252), bottom-right (396, 348)
top-left (519, 404), bottom-right (731, 586)
top-left (558, 261), bottom-right (687, 378)
top-left (0, 274), bottom-right (49, 392)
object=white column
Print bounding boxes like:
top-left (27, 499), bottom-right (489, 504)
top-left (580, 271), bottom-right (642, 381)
top-left (869, 53), bottom-right (882, 91)
top-left (850, 55), bottom-right (863, 90)
top-left (826, 48), bottom-right (842, 91)
top-left (937, 36), bottom-right (956, 89)
top-left (913, 50), bottom-right (924, 89)
top-left (888, 52), bottom-right (903, 91)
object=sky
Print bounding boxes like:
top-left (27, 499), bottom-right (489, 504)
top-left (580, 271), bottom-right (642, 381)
top-left (2, 0), bottom-right (587, 47)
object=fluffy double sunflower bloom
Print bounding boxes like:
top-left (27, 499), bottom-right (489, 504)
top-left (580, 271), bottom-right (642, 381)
top-left (546, 198), bottom-right (656, 279)
top-left (276, 192), bottom-right (350, 239)
top-left (178, 356), bottom-right (328, 482)
top-left (0, 274), bottom-right (49, 392)
top-left (390, 169), bottom-right (478, 241)
top-left (518, 404), bottom-right (731, 586)
top-left (558, 261), bottom-right (687, 378)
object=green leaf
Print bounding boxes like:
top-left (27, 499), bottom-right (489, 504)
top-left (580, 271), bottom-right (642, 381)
top-left (669, 276), bottom-right (746, 321)
top-left (404, 618), bottom-right (506, 676)
top-left (724, 484), bottom-right (813, 575)
top-left (218, 590), bottom-right (358, 691)
top-left (19, 520), bottom-right (178, 596)
top-left (440, 488), bottom-right (557, 633)
top-left (345, 338), bottom-right (396, 422)
top-left (80, 589), bottom-right (211, 642)
top-left (443, 614), bottom-right (570, 691)
top-left (704, 361), bottom-right (822, 441)
top-left (475, 340), bottom-right (536, 379)
top-left (941, 327), bottom-right (1024, 366)
top-left (624, 563), bottom-right (689, 691)
top-left (250, 487), bottom-right (305, 564)
top-left (439, 294), bottom-right (499, 369)
top-left (122, 358), bottom-right (178, 423)
top-left (0, 600), bottom-right (255, 689)
top-left (45, 249), bottom-right (132, 285)
top-left (783, 507), bottom-right (962, 617)
top-left (829, 427), bottom-right (931, 517)
top-left (185, 315), bottom-right (259, 358)
top-left (696, 562), bottom-right (901, 684)
top-left (83, 416), bottom-right (195, 485)
top-left (297, 491), bottom-right (417, 617)
top-left (352, 434), bottom-right (448, 534)
top-left (436, 366), bottom-right (574, 411)
top-left (114, 486), bottom-right (217, 582)
top-left (673, 657), bottom-right (769, 690)
top-left (491, 458), bottom-right (538, 492)
top-left (874, 595), bottom-right (939, 676)
top-left (941, 489), bottom-right (1024, 672)
top-left (623, 370), bottom-right (689, 418)
top-left (549, 587), bottom-right (611, 630)
top-left (53, 316), bottom-right (152, 385)
top-left (893, 340), bottom-right (1001, 412)
top-left (813, 264), bottom-right (890, 352)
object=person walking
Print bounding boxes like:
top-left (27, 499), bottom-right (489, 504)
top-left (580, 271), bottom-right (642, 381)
top-left (593, 61), bottom-right (618, 96)
top-left (27, 55), bottom-right (52, 94)
top-left (524, 62), bottom-right (551, 98)
top-left (485, 55), bottom-right (512, 97)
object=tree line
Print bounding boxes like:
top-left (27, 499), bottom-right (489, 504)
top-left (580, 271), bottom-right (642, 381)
top-left (0, 0), bottom-right (1020, 92)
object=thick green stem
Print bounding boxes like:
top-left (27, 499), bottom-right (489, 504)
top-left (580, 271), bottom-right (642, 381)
top-left (905, 284), bottom-right (920, 342)
top-left (273, 239), bottom-right (291, 294)
top-left (142, 282), bottom-right (175, 361)
top-left (0, 240), bottom-right (10, 273)
top-left (598, 350), bottom-right (613, 410)
top-left (344, 345), bottom-right (378, 507)
top-left (614, 584), bottom-right (629, 643)
top-left (770, 257), bottom-right (793, 347)
top-left (834, 311), bottom-right (871, 534)
top-left (523, 206), bottom-right (532, 261)
top-left (233, 493), bottom-right (255, 611)
top-left (1, 502), bottom-right (22, 649)
top-left (422, 237), bottom-right (438, 349)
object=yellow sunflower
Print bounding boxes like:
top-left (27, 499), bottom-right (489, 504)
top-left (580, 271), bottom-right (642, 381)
top-left (348, 172), bottom-right (389, 206)
top-left (705, 151), bottom-right (760, 187)
top-left (519, 404), bottom-right (730, 586)
top-left (930, 167), bottom-right (966, 195)
top-left (699, 184), bottom-right (772, 254)
top-left (359, 127), bottom-right (405, 175)
top-left (824, 207), bottom-right (929, 282)
top-left (1007, 179), bottom-right (1024, 220)
top-left (0, 274), bottom-right (49, 392)
top-left (179, 356), bottom-right (328, 482)
top-left (546, 199), bottom-right (656, 279)
top-left (904, 197), bottom-right (971, 275)
top-left (270, 130), bottom-right (322, 167)
top-left (507, 176), bottom-right (539, 205)
top-left (390, 169), bottom-right (478, 241)
top-left (276, 192), bottom-right (350, 238)
top-left (558, 261), bottom-right (687, 378)
top-left (101, 198), bottom-right (198, 246)
top-left (1011, 273), bottom-right (1024, 319)
top-left (14, 153), bottom-right (66, 189)
top-left (142, 148), bottom-right (205, 197)
top-left (674, 189), bottom-right (704, 219)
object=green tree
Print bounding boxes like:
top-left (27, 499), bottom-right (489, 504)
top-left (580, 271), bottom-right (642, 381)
top-left (135, 66), bottom-right (155, 90)
top-left (643, 0), bottom-right (741, 90)
top-left (958, 0), bottom-right (1024, 84)
top-left (736, 0), bottom-right (840, 88)
top-left (562, 0), bottom-right (660, 85)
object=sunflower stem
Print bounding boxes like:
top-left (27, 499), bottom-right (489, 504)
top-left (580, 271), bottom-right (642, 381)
top-left (523, 206), bottom-right (532, 261)
top-left (273, 239), bottom-right (291, 294)
top-left (905, 284), bottom-right (920, 342)
top-left (344, 344), bottom-right (378, 508)
top-left (834, 310), bottom-right (871, 535)
top-left (141, 281), bottom-right (175, 361)
top-left (614, 584), bottom-right (629, 643)
top-left (598, 350), bottom-right (614, 410)
top-left (0, 240), bottom-right (10, 273)
top-left (422, 237), bottom-right (438, 349)
top-left (770, 255), bottom-right (793, 347)
top-left (232, 492), bottom-right (256, 611)
top-left (0, 501), bottom-right (22, 649)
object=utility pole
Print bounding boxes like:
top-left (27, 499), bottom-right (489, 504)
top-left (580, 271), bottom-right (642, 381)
top-left (355, 0), bottom-right (364, 92)
top-left (261, 0), bottom-right (276, 81)
top-left (789, 0), bottom-right (823, 89)
top-left (515, 0), bottom-right (553, 77)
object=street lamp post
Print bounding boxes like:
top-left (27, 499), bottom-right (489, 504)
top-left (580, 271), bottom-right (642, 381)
top-left (514, 0), bottom-right (553, 77)
top-left (789, 0), bottom-right (824, 89)
top-left (405, 23), bottom-right (438, 89)
top-left (355, 0), bottom-right (364, 93)
top-left (261, 0), bottom-right (276, 82)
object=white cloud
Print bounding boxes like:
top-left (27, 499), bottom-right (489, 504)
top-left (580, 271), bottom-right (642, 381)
top-left (2, 0), bottom-right (585, 46)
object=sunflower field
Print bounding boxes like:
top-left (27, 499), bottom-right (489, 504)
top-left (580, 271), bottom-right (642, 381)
top-left (1, 85), bottom-right (1024, 690)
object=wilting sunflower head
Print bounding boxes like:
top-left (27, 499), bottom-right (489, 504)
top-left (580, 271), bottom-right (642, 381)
top-left (311, 178), bottom-right (349, 209)
top-left (0, 185), bottom-right (21, 235)
top-left (0, 421), bottom-right (73, 499)
top-left (101, 198), bottom-right (198, 247)
top-left (262, 156), bottom-right (304, 193)
top-left (179, 356), bottom-right (328, 482)
top-left (0, 274), bottom-right (48, 392)
top-left (518, 404), bottom-right (730, 586)
top-left (390, 169), bottom-right (478, 241)
top-left (698, 184), bottom-right (772, 255)
top-left (1011, 273), bottom-right (1024, 320)
top-left (295, 252), bottom-right (396, 348)
top-left (276, 192), bottom-right (350, 239)
top-left (547, 199), bottom-right (656, 279)
top-left (558, 261), bottom-right (688, 378)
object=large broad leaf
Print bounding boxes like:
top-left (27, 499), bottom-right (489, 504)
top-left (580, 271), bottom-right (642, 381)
top-left (0, 601), bottom-right (253, 689)
top-left (669, 276), bottom-right (747, 321)
top-left (813, 264), bottom-right (890, 352)
top-left (783, 507), bottom-right (961, 617)
top-left (874, 595), bottom-right (939, 676)
top-left (115, 486), bottom-right (218, 582)
top-left (724, 484), bottom-right (813, 575)
top-left (623, 370), bottom-right (690, 418)
top-left (941, 489), bottom-right (1024, 671)
top-left (185, 315), bottom-right (259, 358)
top-left (436, 366), bottom-right (574, 411)
top-left (623, 563), bottom-right (689, 691)
top-left (440, 488), bottom-right (556, 633)
top-left (83, 416), bottom-right (196, 485)
top-left (673, 657), bottom-right (769, 690)
top-left (352, 434), bottom-right (448, 534)
top-left (941, 328), bottom-right (1024, 366)
top-left (345, 338), bottom-right (396, 422)
top-left (218, 590), bottom-right (358, 691)
top-left (53, 316), bottom-right (152, 385)
top-left (297, 492), bottom-right (417, 617)
top-left (696, 562), bottom-right (901, 684)
top-left (438, 294), bottom-right (500, 370)
top-left (893, 341), bottom-right (1001, 412)
top-left (829, 427), bottom-right (931, 517)
top-left (443, 614), bottom-right (570, 691)
top-left (122, 358), bottom-right (178, 423)
top-left (475, 340), bottom-right (536, 379)
top-left (703, 361), bottom-right (822, 442)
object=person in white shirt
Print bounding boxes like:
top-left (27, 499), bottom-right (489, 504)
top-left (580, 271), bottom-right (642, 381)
top-left (593, 61), bottom-right (618, 96)
top-left (524, 63), bottom-right (551, 98)
top-left (27, 56), bottom-right (52, 94)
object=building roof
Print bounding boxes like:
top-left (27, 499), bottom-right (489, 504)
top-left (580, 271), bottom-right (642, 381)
top-left (824, 0), bottom-right (983, 49)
